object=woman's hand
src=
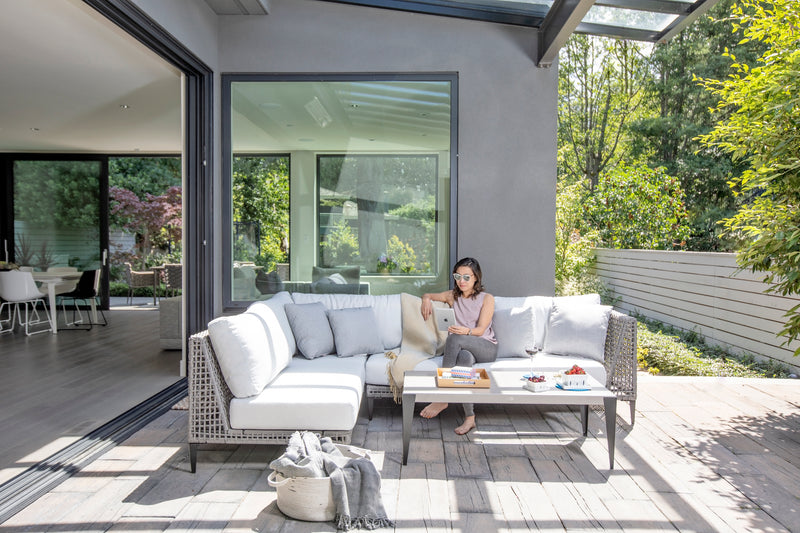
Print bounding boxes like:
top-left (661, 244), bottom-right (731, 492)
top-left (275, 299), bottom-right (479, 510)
top-left (421, 296), bottom-right (433, 320)
top-left (448, 325), bottom-right (471, 336)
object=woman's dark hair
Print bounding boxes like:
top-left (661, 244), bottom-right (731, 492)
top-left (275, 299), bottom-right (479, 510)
top-left (452, 257), bottom-right (484, 299)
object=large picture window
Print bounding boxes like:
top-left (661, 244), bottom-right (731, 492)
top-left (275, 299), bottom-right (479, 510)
top-left (223, 75), bottom-right (456, 305)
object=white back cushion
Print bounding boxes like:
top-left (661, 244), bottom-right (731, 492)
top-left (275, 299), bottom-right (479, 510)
top-left (246, 291), bottom-right (296, 362)
top-left (208, 313), bottom-right (274, 398)
top-left (291, 292), bottom-right (401, 350)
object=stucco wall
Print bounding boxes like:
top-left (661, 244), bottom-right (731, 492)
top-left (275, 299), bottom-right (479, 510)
top-left (131, 0), bottom-right (558, 305)
top-left (217, 0), bottom-right (557, 298)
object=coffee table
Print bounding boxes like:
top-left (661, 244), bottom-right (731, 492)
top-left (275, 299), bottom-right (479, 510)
top-left (402, 369), bottom-right (618, 469)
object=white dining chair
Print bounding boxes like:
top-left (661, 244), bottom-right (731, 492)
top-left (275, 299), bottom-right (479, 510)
top-left (0, 270), bottom-right (53, 335)
top-left (47, 266), bottom-right (79, 295)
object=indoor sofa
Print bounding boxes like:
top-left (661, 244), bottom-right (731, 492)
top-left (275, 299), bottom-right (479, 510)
top-left (187, 291), bottom-right (637, 472)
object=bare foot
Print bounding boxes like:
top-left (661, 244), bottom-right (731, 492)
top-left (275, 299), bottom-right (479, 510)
top-left (420, 402), bottom-right (448, 418)
top-left (454, 416), bottom-right (476, 435)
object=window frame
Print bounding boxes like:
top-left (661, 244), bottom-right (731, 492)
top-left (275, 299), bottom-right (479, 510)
top-left (221, 72), bottom-right (458, 309)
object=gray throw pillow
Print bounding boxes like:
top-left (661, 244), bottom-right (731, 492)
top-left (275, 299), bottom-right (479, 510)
top-left (284, 302), bottom-right (335, 359)
top-left (327, 307), bottom-right (384, 357)
top-left (544, 302), bottom-right (612, 362)
top-left (492, 306), bottom-right (536, 358)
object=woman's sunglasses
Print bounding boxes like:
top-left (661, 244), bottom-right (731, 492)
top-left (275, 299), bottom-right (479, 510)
top-left (453, 273), bottom-right (472, 282)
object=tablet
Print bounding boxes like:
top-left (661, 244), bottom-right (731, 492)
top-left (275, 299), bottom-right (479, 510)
top-left (433, 307), bottom-right (456, 331)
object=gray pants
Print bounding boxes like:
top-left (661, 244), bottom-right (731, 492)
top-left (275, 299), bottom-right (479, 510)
top-left (442, 334), bottom-right (498, 417)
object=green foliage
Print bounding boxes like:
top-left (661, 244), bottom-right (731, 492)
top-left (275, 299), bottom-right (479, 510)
top-left (697, 0), bottom-right (800, 356)
top-left (321, 219), bottom-right (360, 266)
top-left (628, 0), bottom-right (764, 251)
top-left (14, 160), bottom-right (100, 229)
top-left (232, 156), bottom-right (290, 268)
top-left (555, 182), bottom-right (600, 295)
top-left (109, 157), bottom-right (181, 199)
top-left (558, 35), bottom-right (652, 189)
top-left (636, 315), bottom-right (792, 378)
top-left (387, 235), bottom-right (416, 274)
top-left (585, 165), bottom-right (691, 249)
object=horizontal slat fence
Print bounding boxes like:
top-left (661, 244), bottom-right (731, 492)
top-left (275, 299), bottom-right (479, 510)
top-left (593, 248), bottom-right (800, 373)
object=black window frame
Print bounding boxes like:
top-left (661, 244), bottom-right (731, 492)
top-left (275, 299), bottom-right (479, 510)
top-left (221, 72), bottom-right (458, 310)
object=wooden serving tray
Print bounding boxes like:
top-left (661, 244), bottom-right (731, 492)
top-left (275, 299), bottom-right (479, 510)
top-left (435, 368), bottom-right (491, 388)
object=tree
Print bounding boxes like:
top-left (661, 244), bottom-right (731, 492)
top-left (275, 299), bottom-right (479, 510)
top-left (629, 0), bottom-right (764, 251)
top-left (109, 157), bottom-right (181, 199)
top-left (232, 156), bottom-right (289, 270)
top-left (110, 185), bottom-right (182, 268)
top-left (584, 165), bottom-right (690, 250)
top-left (698, 0), bottom-right (800, 355)
top-left (558, 35), bottom-right (651, 190)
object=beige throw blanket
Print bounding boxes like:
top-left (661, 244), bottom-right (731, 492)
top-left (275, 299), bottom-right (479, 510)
top-left (386, 293), bottom-right (449, 402)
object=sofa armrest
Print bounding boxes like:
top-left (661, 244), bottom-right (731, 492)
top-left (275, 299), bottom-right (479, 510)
top-left (604, 310), bottom-right (637, 403)
top-left (188, 330), bottom-right (236, 441)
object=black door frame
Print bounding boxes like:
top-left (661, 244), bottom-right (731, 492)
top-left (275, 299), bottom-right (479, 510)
top-left (84, 0), bottom-right (215, 346)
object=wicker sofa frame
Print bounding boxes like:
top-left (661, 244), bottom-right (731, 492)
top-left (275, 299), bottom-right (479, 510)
top-left (188, 331), bottom-right (353, 473)
top-left (188, 309), bottom-right (637, 473)
top-left (365, 310), bottom-right (638, 422)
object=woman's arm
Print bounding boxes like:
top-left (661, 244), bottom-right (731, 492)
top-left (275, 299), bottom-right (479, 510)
top-left (421, 290), bottom-right (454, 320)
top-left (469, 293), bottom-right (495, 337)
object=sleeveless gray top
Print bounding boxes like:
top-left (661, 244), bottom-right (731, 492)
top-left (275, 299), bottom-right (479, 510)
top-left (453, 292), bottom-right (496, 344)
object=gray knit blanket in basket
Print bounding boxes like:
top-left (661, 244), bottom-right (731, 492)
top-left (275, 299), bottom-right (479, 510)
top-left (269, 431), bottom-right (394, 531)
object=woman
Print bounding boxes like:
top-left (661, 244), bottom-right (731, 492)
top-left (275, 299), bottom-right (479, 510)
top-left (419, 257), bottom-right (497, 435)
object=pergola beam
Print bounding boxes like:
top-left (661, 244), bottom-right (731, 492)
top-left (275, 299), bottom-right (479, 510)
top-left (537, 0), bottom-right (595, 67)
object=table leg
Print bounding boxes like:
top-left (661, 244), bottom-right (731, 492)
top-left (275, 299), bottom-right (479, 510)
top-left (43, 281), bottom-right (58, 334)
top-left (604, 396), bottom-right (617, 469)
top-left (402, 393), bottom-right (415, 465)
top-left (581, 405), bottom-right (589, 436)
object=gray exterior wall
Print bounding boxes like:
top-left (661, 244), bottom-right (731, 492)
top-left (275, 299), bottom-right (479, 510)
top-left (135, 0), bottom-right (557, 307)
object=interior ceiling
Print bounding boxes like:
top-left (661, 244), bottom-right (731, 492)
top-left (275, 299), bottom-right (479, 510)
top-left (0, 0), bottom-right (182, 154)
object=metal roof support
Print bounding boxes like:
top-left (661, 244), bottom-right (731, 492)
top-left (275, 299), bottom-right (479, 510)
top-left (537, 0), bottom-right (595, 68)
top-left (657, 0), bottom-right (717, 42)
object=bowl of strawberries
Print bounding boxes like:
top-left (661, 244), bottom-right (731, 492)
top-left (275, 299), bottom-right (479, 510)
top-left (556, 364), bottom-right (589, 389)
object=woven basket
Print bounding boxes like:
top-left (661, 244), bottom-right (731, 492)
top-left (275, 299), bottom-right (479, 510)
top-left (267, 444), bottom-right (371, 522)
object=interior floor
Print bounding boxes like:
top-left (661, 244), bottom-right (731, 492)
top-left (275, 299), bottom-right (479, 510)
top-left (0, 305), bottom-right (182, 485)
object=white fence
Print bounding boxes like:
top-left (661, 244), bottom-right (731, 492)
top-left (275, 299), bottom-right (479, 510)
top-left (593, 248), bottom-right (800, 373)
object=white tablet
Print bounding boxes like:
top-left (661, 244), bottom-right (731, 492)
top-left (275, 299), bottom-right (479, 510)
top-left (433, 307), bottom-right (456, 331)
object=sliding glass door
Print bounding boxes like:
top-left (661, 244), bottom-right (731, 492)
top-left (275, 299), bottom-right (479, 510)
top-left (7, 157), bottom-right (108, 306)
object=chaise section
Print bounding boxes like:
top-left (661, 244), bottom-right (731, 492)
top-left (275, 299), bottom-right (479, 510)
top-left (229, 354), bottom-right (366, 431)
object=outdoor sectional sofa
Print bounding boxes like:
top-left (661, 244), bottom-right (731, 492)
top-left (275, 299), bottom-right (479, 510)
top-left (187, 291), bottom-right (637, 472)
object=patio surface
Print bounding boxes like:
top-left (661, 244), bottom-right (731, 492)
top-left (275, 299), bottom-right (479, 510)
top-left (1, 373), bottom-right (799, 532)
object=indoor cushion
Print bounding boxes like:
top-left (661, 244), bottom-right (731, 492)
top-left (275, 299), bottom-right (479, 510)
top-left (327, 306), bottom-right (384, 357)
top-left (544, 302), bottom-right (611, 362)
top-left (291, 293), bottom-right (402, 350)
top-left (246, 291), bottom-right (296, 359)
top-left (492, 306), bottom-right (535, 358)
top-left (230, 354), bottom-right (366, 431)
top-left (207, 313), bottom-right (274, 398)
top-left (284, 302), bottom-right (335, 359)
top-left (312, 266), bottom-right (360, 284)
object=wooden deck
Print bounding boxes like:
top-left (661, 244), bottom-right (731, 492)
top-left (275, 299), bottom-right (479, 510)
top-left (1, 373), bottom-right (798, 531)
top-left (0, 306), bottom-right (182, 485)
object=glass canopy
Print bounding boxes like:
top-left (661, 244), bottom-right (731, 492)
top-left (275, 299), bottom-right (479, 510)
top-left (319, 0), bottom-right (720, 66)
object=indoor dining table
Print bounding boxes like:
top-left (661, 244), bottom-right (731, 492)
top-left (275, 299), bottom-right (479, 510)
top-left (31, 271), bottom-right (82, 334)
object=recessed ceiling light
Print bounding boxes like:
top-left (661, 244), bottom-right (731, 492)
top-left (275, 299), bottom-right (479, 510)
top-left (350, 104), bottom-right (359, 108)
top-left (30, 127), bottom-right (40, 132)
top-left (119, 104), bottom-right (130, 109)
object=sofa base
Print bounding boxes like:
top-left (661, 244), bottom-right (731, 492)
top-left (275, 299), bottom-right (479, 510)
top-left (189, 429), bottom-right (352, 473)
top-left (366, 384), bottom-right (396, 419)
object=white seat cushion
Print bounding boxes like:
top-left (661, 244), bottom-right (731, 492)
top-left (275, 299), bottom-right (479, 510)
top-left (365, 349), bottom-right (399, 386)
top-left (229, 354), bottom-right (366, 431)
